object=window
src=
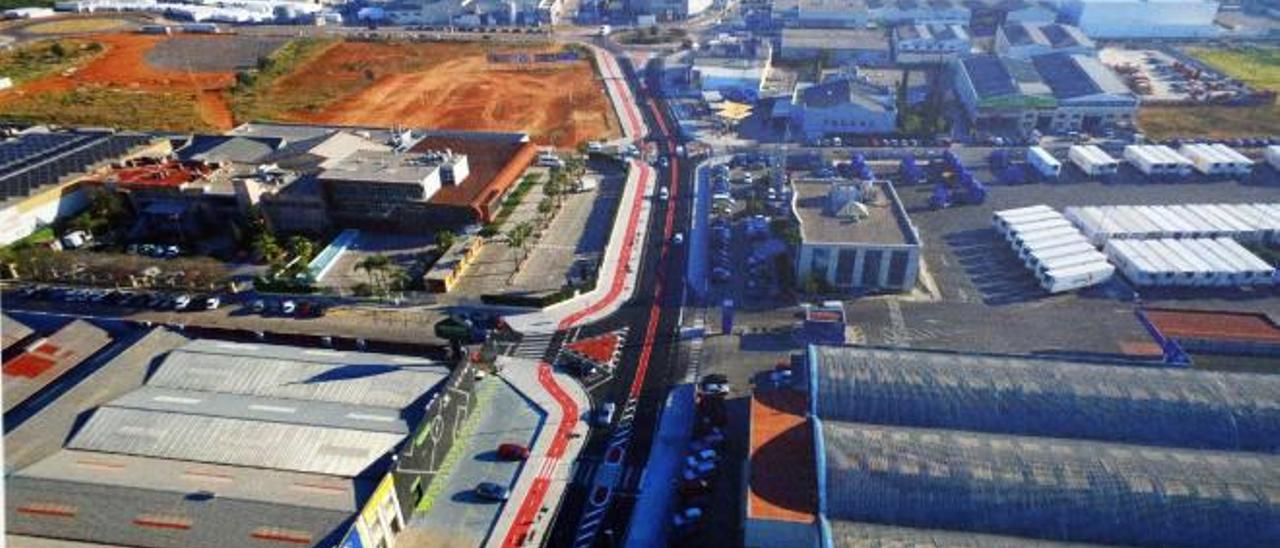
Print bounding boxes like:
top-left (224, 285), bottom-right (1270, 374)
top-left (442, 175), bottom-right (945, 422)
top-left (861, 249), bottom-right (883, 287)
top-left (811, 248), bottom-right (831, 278)
top-left (888, 250), bottom-right (911, 288)
top-left (17, 503), bottom-right (77, 518)
top-left (133, 514), bottom-right (193, 530)
top-left (835, 249), bottom-right (857, 285)
top-left (251, 527), bottom-right (313, 545)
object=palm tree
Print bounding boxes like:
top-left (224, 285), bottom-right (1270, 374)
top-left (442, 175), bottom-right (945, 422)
top-left (506, 222), bottom-right (535, 273)
top-left (355, 254), bottom-right (393, 297)
top-left (287, 235), bottom-right (315, 263)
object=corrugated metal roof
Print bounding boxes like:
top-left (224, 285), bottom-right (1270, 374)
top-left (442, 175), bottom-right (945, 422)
top-left (4, 320), bottom-right (112, 413)
top-left (6, 475), bottom-right (352, 548)
top-left (15, 449), bottom-right (364, 512)
top-left (110, 386), bottom-right (410, 434)
top-left (148, 340), bottom-right (447, 409)
top-left (68, 407), bottom-right (403, 477)
top-left (813, 345), bottom-right (1280, 452)
top-left (2, 313), bottom-right (34, 351)
top-left (822, 420), bottom-right (1280, 546)
top-left (830, 520), bottom-right (1102, 547)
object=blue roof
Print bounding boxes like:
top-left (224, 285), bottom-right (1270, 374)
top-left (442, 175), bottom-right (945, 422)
top-left (961, 55), bottom-right (1017, 98)
top-left (1032, 52), bottom-right (1100, 99)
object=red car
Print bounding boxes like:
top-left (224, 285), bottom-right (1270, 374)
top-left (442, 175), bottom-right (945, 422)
top-left (497, 443), bottom-right (530, 461)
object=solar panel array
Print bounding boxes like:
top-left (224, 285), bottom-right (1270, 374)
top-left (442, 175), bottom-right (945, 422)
top-left (822, 420), bottom-right (1280, 547)
top-left (962, 56), bottom-right (1017, 98)
top-left (0, 131), bottom-right (153, 201)
top-left (1032, 53), bottom-right (1099, 99)
top-left (813, 345), bottom-right (1280, 453)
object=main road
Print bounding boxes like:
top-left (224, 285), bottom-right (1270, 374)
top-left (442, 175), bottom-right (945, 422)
top-left (539, 44), bottom-right (697, 548)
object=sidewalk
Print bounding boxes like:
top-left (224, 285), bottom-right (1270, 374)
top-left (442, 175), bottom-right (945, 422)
top-left (488, 356), bottom-right (591, 548)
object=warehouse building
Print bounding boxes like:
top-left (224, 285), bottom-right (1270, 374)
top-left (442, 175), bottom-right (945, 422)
top-left (1, 314), bottom-right (34, 357)
top-left (2, 320), bottom-right (111, 414)
top-left (771, 0), bottom-right (971, 27)
top-left (6, 338), bottom-right (449, 548)
top-left (786, 77), bottom-right (898, 139)
top-left (791, 179), bottom-right (921, 293)
top-left (952, 53), bottom-right (1137, 135)
top-left (779, 28), bottom-right (891, 66)
top-left (690, 37), bottom-right (773, 102)
top-left (995, 22), bottom-right (1095, 59)
top-left (892, 23), bottom-right (971, 64)
top-left (0, 128), bottom-right (161, 245)
top-left (1063, 0), bottom-right (1221, 38)
top-left (746, 344), bottom-right (1280, 547)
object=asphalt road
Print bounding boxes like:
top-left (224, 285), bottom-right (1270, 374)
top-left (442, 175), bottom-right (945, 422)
top-left (544, 45), bottom-right (696, 547)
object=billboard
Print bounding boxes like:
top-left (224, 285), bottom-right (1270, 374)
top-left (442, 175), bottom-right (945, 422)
top-left (339, 474), bottom-right (404, 548)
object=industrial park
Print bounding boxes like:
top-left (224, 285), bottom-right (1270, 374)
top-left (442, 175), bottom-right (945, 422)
top-left (1, 0), bottom-right (1279, 547)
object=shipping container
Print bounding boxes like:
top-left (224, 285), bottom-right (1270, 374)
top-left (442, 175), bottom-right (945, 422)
top-left (1067, 145), bottom-right (1119, 177)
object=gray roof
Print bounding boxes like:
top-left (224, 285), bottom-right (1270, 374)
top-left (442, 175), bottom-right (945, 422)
top-left (147, 339), bottom-right (447, 409)
top-left (317, 149), bottom-right (446, 185)
top-left (829, 521), bottom-right (1102, 547)
top-left (7, 474), bottom-right (352, 548)
top-left (783, 28), bottom-right (889, 51)
top-left (821, 420), bottom-right (1280, 546)
top-left (1032, 52), bottom-right (1131, 100)
top-left (184, 136), bottom-right (277, 165)
top-left (3, 320), bottom-right (112, 413)
top-left (812, 345), bottom-right (1280, 452)
top-left (68, 406), bottom-right (404, 476)
top-left (792, 180), bottom-right (916, 246)
top-left (3, 313), bottom-right (34, 351)
top-left (799, 78), bottom-right (893, 110)
top-left (110, 386), bottom-right (410, 434)
top-left (15, 449), bottom-right (365, 512)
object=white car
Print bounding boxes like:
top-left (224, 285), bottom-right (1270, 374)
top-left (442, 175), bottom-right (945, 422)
top-left (173, 294), bottom-right (192, 310)
top-left (204, 296), bottom-right (220, 310)
top-left (672, 233), bottom-right (684, 245)
top-left (281, 300), bottom-right (296, 315)
top-left (658, 186), bottom-right (669, 201)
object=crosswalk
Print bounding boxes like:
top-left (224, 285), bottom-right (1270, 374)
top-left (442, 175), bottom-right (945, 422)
top-left (573, 396), bottom-right (640, 548)
top-left (512, 331), bottom-right (555, 361)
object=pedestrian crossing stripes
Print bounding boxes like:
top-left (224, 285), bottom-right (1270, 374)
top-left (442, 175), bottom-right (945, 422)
top-left (512, 332), bottom-right (554, 360)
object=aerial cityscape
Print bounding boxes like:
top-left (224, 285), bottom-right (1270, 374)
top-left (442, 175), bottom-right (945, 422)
top-left (0, 0), bottom-right (1278, 547)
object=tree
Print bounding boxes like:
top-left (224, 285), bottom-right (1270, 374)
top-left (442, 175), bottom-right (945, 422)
top-left (538, 196), bottom-right (554, 218)
top-left (436, 230), bottom-right (457, 252)
top-left (355, 254), bottom-right (394, 297)
top-left (506, 222), bottom-right (535, 274)
top-left (50, 41), bottom-right (67, 58)
top-left (286, 235), bottom-right (315, 263)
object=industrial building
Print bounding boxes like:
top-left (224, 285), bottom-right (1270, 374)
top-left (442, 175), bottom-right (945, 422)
top-left (746, 344), bottom-right (1280, 548)
top-left (779, 28), bottom-right (891, 66)
top-left (6, 337), bottom-right (449, 548)
top-left (689, 37), bottom-right (773, 102)
top-left (892, 23), bottom-right (971, 64)
top-left (784, 77), bottom-right (898, 139)
top-left (2, 319), bottom-right (111, 413)
top-left (771, 0), bottom-right (971, 28)
top-left (2, 314), bottom-right (34, 357)
top-left (1064, 203), bottom-right (1280, 245)
top-left (791, 179), bottom-right (921, 293)
top-left (0, 128), bottom-right (161, 245)
top-left (1062, 0), bottom-right (1221, 38)
top-left (320, 148), bottom-right (470, 231)
top-left (952, 53), bottom-right (1137, 135)
top-left (993, 205), bottom-right (1112, 293)
top-left (1105, 237), bottom-right (1275, 287)
top-left (995, 22), bottom-right (1095, 59)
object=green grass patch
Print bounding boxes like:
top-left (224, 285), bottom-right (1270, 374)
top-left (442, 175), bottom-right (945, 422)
top-left (481, 174), bottom-right (542, 236)
top-left (0, 39), bottom-right (103, 86)
top-left (228, 37), bottom-right (337, 122)
top-left (414, 378), bottom-right (497, 515)
top-left (0, 0), bottom-right (53, 10)
top-left (0, 87), bottom-right (214, 132)
top-left (1185, 46), bottom-right (1280, 91)
top-left (1140, 46), bottom-right (1280, 139)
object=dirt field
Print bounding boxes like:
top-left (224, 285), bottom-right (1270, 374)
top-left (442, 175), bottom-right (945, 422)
top-left (268, 41), bottom-right (618, 148)
top-left (1139, 46), bottom-right (1280, 139)
top-left (0, 33), bottom-right (238, 131)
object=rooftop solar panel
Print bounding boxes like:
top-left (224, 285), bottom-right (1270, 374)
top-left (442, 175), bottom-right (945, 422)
top-left (1032, 53), bottom-right (1099, 99)
top-left (963, 56), bottom-right (1018, 99)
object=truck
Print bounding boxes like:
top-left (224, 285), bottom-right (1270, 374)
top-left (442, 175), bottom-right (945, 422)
top-left (1067, 145), bottom-right (1119, 177)
top-left (1027, 146), bottom-right (1061, 179)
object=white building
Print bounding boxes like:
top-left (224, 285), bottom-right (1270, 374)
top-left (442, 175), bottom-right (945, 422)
top-left (690, 38), bottom-right (772, 102)
top-left (1064, 0), bottom-right (1221, 38)
top-left (788, 77), bottom-right (898, 139)
top-left (893, 23), bottom-right (970, 64)
top-left (792, 179), bottom-right (921, 293)
top-left (995, 22), bottom-right (1095, 59)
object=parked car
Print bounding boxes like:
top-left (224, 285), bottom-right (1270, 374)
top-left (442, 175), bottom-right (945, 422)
top-left (474, 482), bottom-right (510, 501)
top-left (497, 443), bottom-right (530, 461)
top-left (672, 507), bottom-right (703, 528)
top-left (672, 232), bottom-right (684, 245)
top-left (251, 299), bottom-right (266, 313)
top-left (203, 295), bottom-right (220, 310)
top-left (594, 402), bottom-right (616, 426)
top-left (281, 300), bottom-right (296, 315)
top-left (173, 294), bottom-right (192, 310)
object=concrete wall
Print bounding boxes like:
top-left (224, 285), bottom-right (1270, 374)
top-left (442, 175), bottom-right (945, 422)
top-left (797, 243), bottom-right (921, 292)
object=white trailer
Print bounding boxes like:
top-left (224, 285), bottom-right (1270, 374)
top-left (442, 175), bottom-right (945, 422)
top-left (1005, 219), bottom-right (1073, 244)
top-left (1017, 232), bottom-right (1090, 260)
top-left (992, 206), bottom-right (1057, 234)
top-left (1199, 204), bottom-right (1258, 242)
top-left (1209, 143), bottom-right (1253, 176)
top-left (1027, 146), bottom-right (1061, 179)
top-left (1180, 239), bottom-right (1246, 287)
top-left (1267, 146), bottom-right (1280, 171)
top-left (1153, 145), bottom-right (1193, 176)
top-left (1067, 145), bottom-right (1119, 177)
top-left (1179, 143), bottom-right (1233, 176)
top-left (1106, 239), bottom-right (1164, 286)
top-left (1215, 238), bottom-right (1276, 285)
top-left (1033, 249), bottom-right (1108, 277)
top-left (1225, 203), bottom-right (1280, 243)
top-left (1038, 261), bottom-right (1114, 294)
top-left (1165, 205), bottom-right (1226, 238)
top-left (1124, 145), bottom-right (1167, 176)
top-left (1163, 239), bottom-right (1218, 286)
top-left (1024, 241), bottom-right (1097, 269)
top-left (1146, 239), bottom-right (1205, 286)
